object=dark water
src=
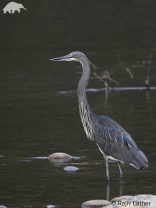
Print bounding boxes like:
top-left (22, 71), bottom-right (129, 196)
top-left (0, 1), bottom-right (156, 207)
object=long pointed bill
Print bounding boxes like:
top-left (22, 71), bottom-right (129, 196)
top-left (50, 54), bottom-right (74, 62)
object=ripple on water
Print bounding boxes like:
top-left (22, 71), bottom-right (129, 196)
top-left (57, 86), bottom-right (156, 95)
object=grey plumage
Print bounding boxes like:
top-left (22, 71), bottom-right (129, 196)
top-left (95, 115), bottom-right (148, 170)
top-left (50, 51), bottom-right (148, 182)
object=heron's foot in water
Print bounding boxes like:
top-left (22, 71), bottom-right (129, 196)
top-left (120, 175), bottom-right (125, 184)
top-left (105, 176), bottom-right (110, 183)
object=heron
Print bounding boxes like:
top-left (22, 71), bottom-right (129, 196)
top-left (50, 51), bottom-right (148, 182)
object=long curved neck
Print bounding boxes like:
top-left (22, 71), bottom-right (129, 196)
top-left (77, 60), bottom-right (91, 111)
top-left (77, 59), bottom-right (94, 139)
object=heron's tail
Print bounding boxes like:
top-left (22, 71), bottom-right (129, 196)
top-left (130, 149), bottom-right (148, 170)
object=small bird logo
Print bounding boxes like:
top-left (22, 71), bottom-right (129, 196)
top-left (3, 2), bottom-right (27, 14)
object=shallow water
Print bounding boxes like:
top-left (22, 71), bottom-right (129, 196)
top-left (0, 1), bottom-right (156, 208)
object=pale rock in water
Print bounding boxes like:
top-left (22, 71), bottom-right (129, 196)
top-left (48, 152), bottom-right (73, 162)
top-left (64, 166), bottom-right (79, 172)
top-left (81, 199), bottom-right (111, 208)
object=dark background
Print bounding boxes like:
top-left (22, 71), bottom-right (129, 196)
top-left (0, 1), bottom-right (155, 208)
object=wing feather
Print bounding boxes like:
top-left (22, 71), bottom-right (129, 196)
top-left (93, 115), bottom-right (148, 169)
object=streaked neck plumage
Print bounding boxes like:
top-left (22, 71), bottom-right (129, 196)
top-left (77, 59), bottom-right (95, 140)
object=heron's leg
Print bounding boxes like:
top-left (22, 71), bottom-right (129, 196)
top-left (119, 181), bottom-right (124, 196)
top-left (105, 159), bottom-right (110, 182)
top-left (117, 162), bottom-right (124, 183)
top-left (106, 181), bottom-right (110, 201)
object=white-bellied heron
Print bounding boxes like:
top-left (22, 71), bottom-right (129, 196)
top-left (50, 51), bottom-right (148, 182)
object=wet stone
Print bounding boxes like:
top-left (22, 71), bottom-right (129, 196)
top-left (64, 166), bottom-right (79, 172)
top-left (47, 205), bottom-right (55, 208)
top-left (48, 152), bottom-right (73, 163)
top-left (102, 205), bottom-right (116, 208)
top-left (81, 199), bottom-right (111, 208)
top-left (0, 205), bottom-right (7, 208)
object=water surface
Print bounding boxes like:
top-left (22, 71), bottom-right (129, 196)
top-left (0, 1), bottom-right (156, 207)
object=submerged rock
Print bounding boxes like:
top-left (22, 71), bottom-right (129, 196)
top-left (81, 199), bottom-right (111, 208)
top-left (0, 205), bottom-right (7, 208)
top-left (47, 205), bottom-right (55, 208)
top-left (64, 166), bottom-right (79, 172)
top-left (48, 152), bottom-right (73, 163)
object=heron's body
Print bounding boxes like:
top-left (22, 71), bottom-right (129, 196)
top-left (51, 51), bottom-right (148, 182)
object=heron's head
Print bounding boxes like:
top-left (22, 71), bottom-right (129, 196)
top-left (50, 51), bottom-right (88, 64)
